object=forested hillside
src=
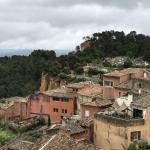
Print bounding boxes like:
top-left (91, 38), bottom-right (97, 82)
top-left (1, 31), bottom-right (150, 98)
top-left (79, 30), bottom-right (150, 60)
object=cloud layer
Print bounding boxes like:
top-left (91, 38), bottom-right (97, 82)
top-left (0, 0), bottom-right (150, 50)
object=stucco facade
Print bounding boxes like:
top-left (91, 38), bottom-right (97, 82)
top-left (81, 104), bottom-right (100, 118)
top-left (94, 106), bottom-right (150, 150)
top-left (29, 93), bottom-right (76, 123)
top-left (103, 68), bottom-right (148, 100)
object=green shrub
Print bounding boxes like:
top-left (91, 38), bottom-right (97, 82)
top-left (0, 128), bottom-right (16, 146)
top-left (23, 131), bottom-right (42, 142)
top-left (48, 115), bottom-right (51, 127)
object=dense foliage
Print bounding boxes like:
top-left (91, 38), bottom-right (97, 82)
top-left (81, 30), bottom-right (150, 59)
top-left (1, 31), bottom-right (150, 98)
top-left (0, 128), bottom-right (16, 146)
top-left (23, 131), bottom-right (42, 142)
top-left (128, 143), bottom-right (150, 150)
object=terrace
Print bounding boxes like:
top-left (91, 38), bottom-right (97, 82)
top-left (94, 112), bottom-right (145, 127)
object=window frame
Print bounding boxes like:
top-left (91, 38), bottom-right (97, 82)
top-left (61, 97), bottom-right (69, 102)
top-left (53, 97), bottom-right (60, 101)
top-left (131, 131), bottom-right (141, 141)
top-left (65, 109), bottom-right (67, 113)
top-left (53, 108), bottom-right (59, 112)
top-left (104, 80), bottom-right (113, 87)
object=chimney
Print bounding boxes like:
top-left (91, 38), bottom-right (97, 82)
top-left (144, 72), bottom-right (147, 78)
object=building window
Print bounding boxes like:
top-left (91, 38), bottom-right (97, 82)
top-left (133, 109), bottom-right (143, 118)
top-left (53, 108), bottom-right (58, 112)
top-left (62, 109), bottom-right (64, 113)
top-left (62, 97), bottom-right (69, 102)
top-left (53, 97), bottom-right (59, 101)
top-left (131, 131), bottom-right (141, 141)
top-left (65, 109), bottom-right (67, 113)
top-left (104, 81), bottom-right (113, 87)
top-left (119, 92), bottom-right (121, 97)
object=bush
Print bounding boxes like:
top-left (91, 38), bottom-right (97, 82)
top-left (23, 131), bottom-right (42, 142)
top-left (48, 115), bottom-right (51, 127)
top-left (124, 59), bottom-right (133, 68)
top-left (103, 60), bottom-right (112, 67)
top-left (0, 128), bottom-right (16, 146)
top-left (74, 67), bottom-right (84, 75)
top-left (88, 68), bottom-right (100, 76)
top-left (127, 143), bottom-right (150, 150)
top-left (19, 116), bottom-right (45, 133)
top-left (127, 144), bottom-right (137, 150)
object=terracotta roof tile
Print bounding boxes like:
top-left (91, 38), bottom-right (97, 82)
top-left (44, 133), bottom-right (100, 150)
top-left (132, 94), bottom-right (150, 108)
top-left (78, 85), bottom-right (103, 97)
top-left (104, 68), bottom-right (144, 77)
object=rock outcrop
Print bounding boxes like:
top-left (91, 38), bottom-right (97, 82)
top-left (40, 73), bottom-right (67, 92)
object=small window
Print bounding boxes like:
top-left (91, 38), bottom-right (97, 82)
top-left (53, 97), bottom-right (59, 101)
top-left (119, 92), bottom-right (121, 97)
top-left (62, 97), bottom-right (69, 102)
top-left (62, 109), bottom-right (64, 113)
top-left (53, 108), bottom-right (59, 112)
top-left (133, 109), bottom-right (143, 118)
top-left (65, 109), bottom-right (67, 113)
top-left (104, 81), bottom-right (113, 87)
top-left (131, 131), bottom-right (141, 141)
top-left (61, 116), bottom-right (64, 119)
top-left (76, 89), bottom-right (78, 92)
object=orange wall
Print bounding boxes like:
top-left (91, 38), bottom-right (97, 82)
top-left (103, 70), bottom-right (145, 99)
top-left (81, 104), bottom-right (99, 119)
top-left (29, 94), bottom-right (76, 123)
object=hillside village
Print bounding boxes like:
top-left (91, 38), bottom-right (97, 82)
top-left (1, 67), bottom-right (150, 150)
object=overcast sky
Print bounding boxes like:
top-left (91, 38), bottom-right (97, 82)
top-left (0, 0), bottom-right (150, 51)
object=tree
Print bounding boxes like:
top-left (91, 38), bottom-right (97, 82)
top-left (143, 51), bottom-right (150, 62)
top-left (48, 115), bottom-right (51, 127)
top-left (74, 67), bottom-right (84, 75)
top-left (88, 68), bottom-right (100, 76)
top-left (124, 59), bottom-right (133, 68)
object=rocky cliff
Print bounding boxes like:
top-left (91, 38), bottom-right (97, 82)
top-left (40, 73), bottom-right (67, 92)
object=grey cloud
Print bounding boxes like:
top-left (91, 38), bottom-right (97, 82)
top-left (0, 0), bottom-right (150, 50)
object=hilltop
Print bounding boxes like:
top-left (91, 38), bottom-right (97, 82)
top-left (0, 31), bottom-right (150, 98)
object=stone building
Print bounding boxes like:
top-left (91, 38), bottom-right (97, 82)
top-left (0, 97), bottom-right (28, 121)
top-left (94, 94), bottom-right (150, 150)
